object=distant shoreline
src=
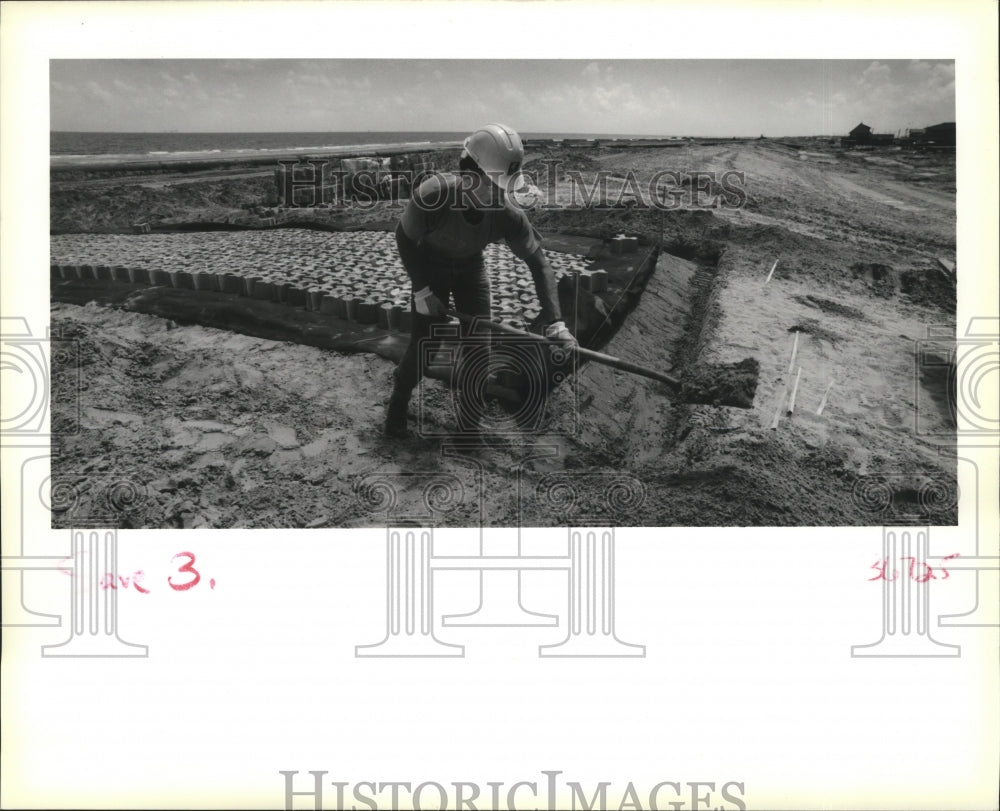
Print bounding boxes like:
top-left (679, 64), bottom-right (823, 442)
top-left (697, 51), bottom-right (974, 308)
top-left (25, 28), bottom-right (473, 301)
top-left (50, 140), bottom-right (464, 173)
top-left (49, 135), bottom-right (748, 173)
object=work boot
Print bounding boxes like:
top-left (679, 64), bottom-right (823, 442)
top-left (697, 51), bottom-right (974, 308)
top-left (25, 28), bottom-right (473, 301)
top-left (383, 394), bottom-right (411, 438)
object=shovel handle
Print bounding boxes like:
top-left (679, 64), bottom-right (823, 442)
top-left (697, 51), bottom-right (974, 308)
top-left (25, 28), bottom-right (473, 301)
top-left (446, 310), bottom-right (681, 391)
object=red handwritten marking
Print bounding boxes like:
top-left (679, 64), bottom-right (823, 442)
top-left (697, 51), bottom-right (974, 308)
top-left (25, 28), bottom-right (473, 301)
top-left (869, 553), bottom-right (960, 582)
top-left (87, 553), bottom-right (210, 595)
top-left (940, 552), bottom-right (960, 579)
top-left (869, 559), bottom-right (897, 581)
top-left (168, 551), bottom-right (201, 592)
top-left (133, 569), bottom-right (150, 594)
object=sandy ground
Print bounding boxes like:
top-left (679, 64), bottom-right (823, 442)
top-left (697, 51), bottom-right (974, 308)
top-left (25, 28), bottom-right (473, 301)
top-left (49, 139), bottom-right (958, 527)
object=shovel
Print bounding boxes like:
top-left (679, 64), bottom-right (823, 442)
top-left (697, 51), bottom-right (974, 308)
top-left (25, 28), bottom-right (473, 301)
top-left (447, 309), bottom-right (758, 409)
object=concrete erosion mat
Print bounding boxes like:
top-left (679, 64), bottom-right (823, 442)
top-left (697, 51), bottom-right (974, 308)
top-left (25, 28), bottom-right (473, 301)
top-left (48, 139), bottom-right (958, 528)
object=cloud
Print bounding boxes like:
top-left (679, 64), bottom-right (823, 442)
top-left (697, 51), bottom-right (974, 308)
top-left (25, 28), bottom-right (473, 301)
top-left (292, 71), bottom-right (333, 88)
top-left (85, 81), bottom-right (115, 104)
top-left (859, 60), bottom-right (892, 87)
top-left (906, 60), bottom-right (954, 101)
top-left (500, 81), bottom-right (526, 104)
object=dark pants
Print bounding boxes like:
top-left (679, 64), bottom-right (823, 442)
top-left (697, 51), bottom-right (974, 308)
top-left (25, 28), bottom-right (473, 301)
top-left (391, 254), bottom-right (493, 402)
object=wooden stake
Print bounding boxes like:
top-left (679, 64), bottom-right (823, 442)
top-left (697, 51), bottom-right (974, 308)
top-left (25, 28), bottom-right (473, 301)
top-left (816, 380), bottom-right (835, 415)
top-left (786, 331), bottom-right (800, 375)
top-left (765, 259), bottom-right (779, 284)
top-left (787, 367), bottom-right (802, 415)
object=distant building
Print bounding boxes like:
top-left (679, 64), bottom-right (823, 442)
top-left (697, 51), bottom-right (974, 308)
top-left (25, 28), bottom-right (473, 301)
top-left (901, 121), bottom-right (955, 150)
top-left (842, 121), bottom-right (895, 148)
top-left (849, 122), bottom-right (873, 143)
top-left (923, 121), bottom-right (956, 147)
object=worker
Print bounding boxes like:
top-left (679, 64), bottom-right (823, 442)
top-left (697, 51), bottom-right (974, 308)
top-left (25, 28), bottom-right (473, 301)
top-left (384, 123), bottom-right (576, 438)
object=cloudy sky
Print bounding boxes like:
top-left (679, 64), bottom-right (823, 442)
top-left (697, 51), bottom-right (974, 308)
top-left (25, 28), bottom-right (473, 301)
top-left (50, 59), bottom-right (955, 136)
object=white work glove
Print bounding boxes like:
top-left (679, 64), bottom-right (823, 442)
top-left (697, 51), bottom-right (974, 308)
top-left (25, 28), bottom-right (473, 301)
top-left (544, 320), bottom-right (577, 348)
top-left (413, 286), bottom-right (447, 317)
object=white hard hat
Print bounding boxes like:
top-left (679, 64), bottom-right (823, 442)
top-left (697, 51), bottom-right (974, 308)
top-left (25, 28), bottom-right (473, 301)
top-left (461, 123), bottom-right (527, 193)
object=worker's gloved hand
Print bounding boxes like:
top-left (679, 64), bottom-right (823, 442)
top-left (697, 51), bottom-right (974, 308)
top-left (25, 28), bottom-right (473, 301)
top-left (544, 320), bottom-right (577, 349)
top-left (413, 286), bottom-right (447, 317)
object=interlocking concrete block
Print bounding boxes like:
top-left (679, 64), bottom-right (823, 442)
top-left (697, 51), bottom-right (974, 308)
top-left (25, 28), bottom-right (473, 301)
top-left (132, 223), bottom-right (152, 234)
top-left (333, 294), bottom-right (349, 319)
top-left (398, 309), bottom-right (414, 333)
top-left (285, 286), bottom-right (308, 308)
top-left (46, 229), bottom-right (594, 332)
top-left (243, 276), bottom-right (260, 297)
top-left (220, 273), bottom-right (243, 294)
top-left (95, 265), bottom-right (114, 280)
top-left (578, 271), bottom-right (593, 292)
top-left (77, 264), bottom-right (96, 280)
top-left (252, 280), bottom-right (275, 300)
top-left (148, 268), bottom-right (171, 286)
top-left (345, 297), bottom-right (360, 321)
top-left (589, 268), bottom-right (608, 293)
top-left (356, 299), bottom-right (380, 324)
top-left (170, 270), bottom-right (195, 290)
top-left (319, 294), bottom-right (340, 316)
top-left (112, 266), bottom-right (132, 283)
top-left (50, 265), bottom-right (61, 281)
top-left (193, 272), bottom-right (216, 291)
top-left (377, 303), bottom-right (401, 330)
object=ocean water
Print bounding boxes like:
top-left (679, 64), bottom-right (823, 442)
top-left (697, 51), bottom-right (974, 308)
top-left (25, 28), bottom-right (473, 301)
top-left (50, 131), bottom-right (644, 158)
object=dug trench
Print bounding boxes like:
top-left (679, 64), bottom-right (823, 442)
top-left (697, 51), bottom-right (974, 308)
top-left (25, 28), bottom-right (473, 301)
top-left (562, 240), bottom-right (758, 472)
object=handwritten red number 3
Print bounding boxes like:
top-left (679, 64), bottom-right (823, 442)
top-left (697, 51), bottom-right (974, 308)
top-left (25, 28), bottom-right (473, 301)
top-left (168, 551), bottom-right (201, 591)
